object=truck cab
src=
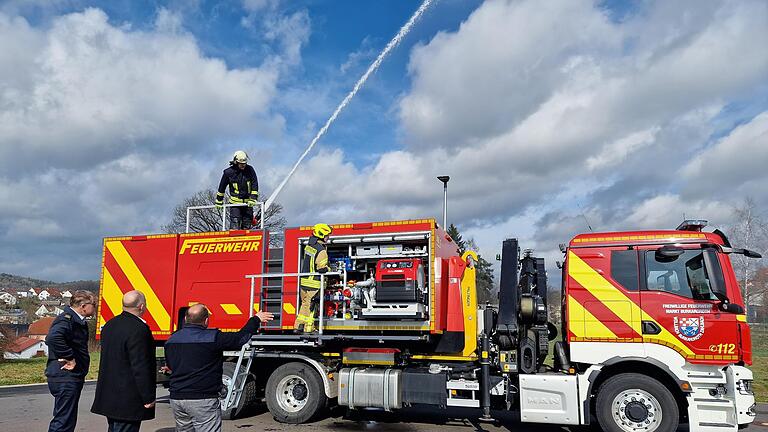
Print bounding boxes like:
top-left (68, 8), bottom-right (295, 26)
top-left (563, 220), bottom-right (756, 431)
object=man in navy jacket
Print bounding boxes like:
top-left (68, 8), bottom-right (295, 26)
top-left (165, 304), bottom-right (273, 431)
top-left (45, 290), bottom-right (97, 432)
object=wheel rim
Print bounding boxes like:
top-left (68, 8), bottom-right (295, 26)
top-left (220, 374), bottom-right (232, 401)
top-left (611, 389), bottom-right (663, 432)
top-left (276, 374), bottom-right (309, 413)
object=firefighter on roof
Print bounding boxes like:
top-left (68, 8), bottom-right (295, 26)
top-left (294, 223), bottom-right (333, 333)
top-left (216, 150), bottom-right (259, 230)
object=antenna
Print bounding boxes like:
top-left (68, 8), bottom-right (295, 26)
top-left (577, 202), bottom-right (594, 232)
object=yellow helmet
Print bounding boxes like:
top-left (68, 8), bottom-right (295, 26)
top-left (312, 223), bottom-right (333, 239)
top-left (233, 150), bottom-right (248, 164)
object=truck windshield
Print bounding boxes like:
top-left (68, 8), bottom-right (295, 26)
top-left (644, 249), bottom-right (719, 301)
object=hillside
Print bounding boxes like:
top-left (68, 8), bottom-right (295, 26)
top-left (0, 273), bottom-right (98, 292)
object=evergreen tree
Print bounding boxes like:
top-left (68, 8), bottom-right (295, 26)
top-left (446, 224), bottom-right (496, 304)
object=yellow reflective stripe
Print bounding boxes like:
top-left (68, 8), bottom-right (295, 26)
top-left (250, 191), bottom-right (258, 196)
top-left (300, 277), bottom-right (321, 288)
top-left (106, 241), bottom-right (171, 331)
top-left (232, 183), bottom-right (239, 193)
top-left (101, 267), bottom-right (124, 317)
top-left (568, 251), bottom-right (643, 335)
top-left (567, 295), bottom-right (617, 339)
top-left (305, 245), bottom-right (317, 255)
top-left (247, 180), bottom-right (251, 193)
top-left (316, 250), bottom-right (328, 268)
top-left (229, 197), bottom-right (245, 203)
top-left (216, 192), bottom-right (225, 197)
top-left (220, 304), bottom-right (242, 315)
top-left (567, 251), bottom-right (694, 356)
top-left (283, 303), bottom-right (296, 314)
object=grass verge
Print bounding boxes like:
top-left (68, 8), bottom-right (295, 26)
top-left (751, 330), bottom-right (767, 403)
top-left (0, 352), bottom-right (100, 386)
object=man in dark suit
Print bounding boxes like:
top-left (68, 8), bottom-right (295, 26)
top-left (46, 290), bottom-right (97, 432)
top-left (91, 290), bottom-right (156, 432)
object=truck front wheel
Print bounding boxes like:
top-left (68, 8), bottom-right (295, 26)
top-left (595, 373), bottom-right (679, 432)
top-left (266, 362), bottom-right (327, 424)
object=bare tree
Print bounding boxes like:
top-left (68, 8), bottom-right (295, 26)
top-left (162, 189), bottom-right (287, 245)
top-left (728, 198), bottom-right (768, 320)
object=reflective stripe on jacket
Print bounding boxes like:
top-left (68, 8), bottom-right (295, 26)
top-left (300, 236), bottom-right (329, 290)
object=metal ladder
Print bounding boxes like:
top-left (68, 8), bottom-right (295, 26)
top-left (259, 247), bottom-right (284, 330)
top-left (223, 270), bottom-right (345, 411)
top-left (221, 342), bottom-right (255, 411)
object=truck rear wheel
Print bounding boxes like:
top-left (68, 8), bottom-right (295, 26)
top-left (221, 362), bottom-right (256, 420)
top-left (596, 373), bottom-right (678, 432)
top-left (266, 362), bottom-right (327, 424)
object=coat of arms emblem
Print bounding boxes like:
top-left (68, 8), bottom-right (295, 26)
top-left (673, 316), bottom-right (705, 341)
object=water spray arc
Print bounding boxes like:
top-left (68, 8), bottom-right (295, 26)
top-left (264, 0), bottom-right (435, 213)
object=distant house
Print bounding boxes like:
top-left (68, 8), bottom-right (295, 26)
top-left (61, 290), bottom-right (72, 300)
top-left (0, 292), bottom-right (17, 306)
top-left (42, 299), bottom-right (64, 307)
top-left (15, 291), bottom-right (29, 299)
top-left (35, 305), bottom-right (63, 318)
top-left (27, 317), bottom-right (55, 341)
top-left (28, 287), bottom-right (40, 297)
top-left (4, 336), bottom-right (48, 359)
top-left (0, 309), bottom-right (28, 325)
top-left (37, 289), bottom-right (51, 301)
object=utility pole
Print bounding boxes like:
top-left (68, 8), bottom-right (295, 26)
top-left (437, 176), bottom-right (449, 229)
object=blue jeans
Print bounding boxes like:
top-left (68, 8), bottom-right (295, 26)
top-left (48, 381), bottom-right (84, 432)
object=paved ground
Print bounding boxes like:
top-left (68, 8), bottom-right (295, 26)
top-left (0, 383), bottom-right (766, 431)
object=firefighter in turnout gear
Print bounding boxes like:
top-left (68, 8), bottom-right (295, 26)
top-left (216, 150), bottom-right (259, 230)
top-left (294, 223), bottom-right (333, 333)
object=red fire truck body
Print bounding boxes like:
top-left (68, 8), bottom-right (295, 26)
top-left (97, 219), bottom-right (468, 346)
top-left (94, 218), bottom-right (757, 431)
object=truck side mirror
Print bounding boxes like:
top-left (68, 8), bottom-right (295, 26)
top-left (718, 302), bottom-right (744, 314)
top-left (702, 249), bottom-right (728, 304)
top-left (655, 245), bottom-right (684, 261)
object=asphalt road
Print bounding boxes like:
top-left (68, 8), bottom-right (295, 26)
top-left (0, 383), bottom-right (766, 432)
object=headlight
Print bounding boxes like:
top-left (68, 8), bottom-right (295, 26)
top-left (737, 379), bottom-right (753, 395)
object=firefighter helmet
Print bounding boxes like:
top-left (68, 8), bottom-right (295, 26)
top-left (312, 223), bottom-right (333, 239)
top-left (233, 150), bottom-right (248, 164)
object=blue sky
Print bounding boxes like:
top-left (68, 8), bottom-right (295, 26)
top-left (0, 0), bottom-right (766, 282)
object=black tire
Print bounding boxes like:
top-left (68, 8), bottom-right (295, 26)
top-left (596, 373), bottom-right (679, 432)
top-left (265, 362), bottom-right (327, 424)
top-left (221, 362), bottom-right (257, 420)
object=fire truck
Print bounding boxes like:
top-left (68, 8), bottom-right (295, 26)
top-left (96, 217), bottom-right (758, 431)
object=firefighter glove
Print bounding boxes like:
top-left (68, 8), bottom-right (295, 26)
top-left (246, 199), bottom-right (257, 207)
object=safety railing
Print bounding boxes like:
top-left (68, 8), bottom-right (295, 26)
top-left (244, 270), bottom-right (347, 335)
top-left (185, 201), bottom-right (265, 233)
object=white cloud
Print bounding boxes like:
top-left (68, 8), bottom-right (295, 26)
top-left (1, 0), bottom-right (767, 283)
top-left (624, 194), bottom-right (732, 230)
top-left (0, 7), bottom-right (300, 280)
top-left (682, 111), bottom-right (768, 197)
top-left (271, 0), bottom-right (768, 275)
top-left (0, 8), bottom-right (282, 173)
